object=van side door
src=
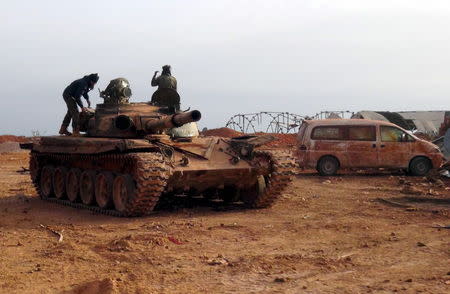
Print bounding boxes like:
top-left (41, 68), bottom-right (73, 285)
top-left (308, 126), bottom-right (347, 167)
top-left (378, 126), bottom-right (414, 168)
top-left (346, 125), bottom-right (378, 167)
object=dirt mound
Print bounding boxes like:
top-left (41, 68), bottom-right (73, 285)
top-left (63, 278), bottom-right (117, 294)
top-left (0, 142), bottom-right (22, 153)
top-left (261, 133), bottom-right (297, 148)
top-left (201, 127), bottom-right (243, 137)
top-left (0, 135), bottom-right (28, 144)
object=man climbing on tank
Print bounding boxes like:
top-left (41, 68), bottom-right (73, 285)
top-left (151, 65), bottom-right (177, 91)
top-left (59, 73), bottom-right (99, 136)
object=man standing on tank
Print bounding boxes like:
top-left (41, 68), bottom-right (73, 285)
top-left (59, 73), bottom-right (99, 136)
top-left (151, 65), bottom-right (177, 91)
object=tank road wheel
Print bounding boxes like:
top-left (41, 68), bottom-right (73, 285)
top-left (95, 172), bottom-right (114, 209)
top-left (53, 167), bottom-right (68, 199)
top-left (113, 175), bottom-right (136, 213)
top-left (66, 168), bottom-right (81, 202)
top-left (80, 170), bottom-right (96, 205)
top-left (241, 175), bottom-right (267, 206)
top-left (40, 166), bottom-right (55, 198)
top-left (222, 186), bottom-right (241, 203)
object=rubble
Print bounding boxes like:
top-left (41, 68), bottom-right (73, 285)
top-left (401, 185), bottom-right (422, 195)
top-left (206, 254), bottom-right (229, 266)
top-left (201, 128), bottom-right (297, 148)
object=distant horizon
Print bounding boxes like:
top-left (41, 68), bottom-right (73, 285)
top-left (1, 108), bottom-right (448, 137)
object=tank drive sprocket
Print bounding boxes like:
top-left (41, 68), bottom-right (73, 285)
top-left (242, 149), bottom-right (296, 208)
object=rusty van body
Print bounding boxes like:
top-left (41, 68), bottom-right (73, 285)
top-left (296, 119), bottom-right (445, 176)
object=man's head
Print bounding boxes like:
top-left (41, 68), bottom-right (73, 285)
top-left (87, 73), bottom-right (99, 88)
top-left (162, 65), bottom-right (171, 76)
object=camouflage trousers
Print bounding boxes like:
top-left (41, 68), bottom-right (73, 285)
top-left (62, 94), bottom-right (79, 129)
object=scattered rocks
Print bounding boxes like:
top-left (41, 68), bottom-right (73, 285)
top-left (388, 232), bottom-right (399, 242)
top-left (427, 188), bottom-right (440, 196)
top-left (274, 277), bottom-right (289, 283)
top-left (108, 239), bottom-right (132, 252)
top-left (435, 179), bottom-right (445, 187)
top-left (401, 185), bottom-right (422, 195)
top-left (417, 242), bottom-right (426, 247)
top-left (322, 180), bottom-right (332, 185)
top-left (207, 255), bottom-right (229, 266)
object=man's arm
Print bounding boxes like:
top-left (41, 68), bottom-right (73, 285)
top-left (151, 71), bottom-right (159, 87)
top-left (72, 80), bottom-right (90, 108)
top-left (73, 83), bottom-right (85, 108)
top-left (83, 93), bottom-right (91, 107)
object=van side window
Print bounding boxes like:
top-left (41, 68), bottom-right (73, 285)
top-left (381, 126), bottom-right (414, 142)
top-left (311, 127), bottom-right (344, 140)
top-left (348, 126), bottom-right (376, 141)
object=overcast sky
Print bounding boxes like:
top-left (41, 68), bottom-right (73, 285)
top-left (1, 0), bottom-right (450, 135)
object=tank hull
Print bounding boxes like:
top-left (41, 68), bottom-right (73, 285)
top-left (26, 135), bottom-right (295, 216)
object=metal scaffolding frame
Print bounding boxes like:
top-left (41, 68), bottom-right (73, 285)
top-left (225, 110), bottom-right (356, 134)
top-left (311, 111), bottom-right (354, 120)
top-left (225, 112), bottom-right (306, 134)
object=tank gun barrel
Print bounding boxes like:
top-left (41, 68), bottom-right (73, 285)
top-left (144, 110), bottom-right (201, 133)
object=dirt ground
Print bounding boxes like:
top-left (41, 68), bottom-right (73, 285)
top-left (0, 151), bottom-right (449, 294)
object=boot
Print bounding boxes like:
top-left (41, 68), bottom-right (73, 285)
top-left (59, 125), bottom-right (72, 136)
top-left (72, 127), bottom-right (81, 137)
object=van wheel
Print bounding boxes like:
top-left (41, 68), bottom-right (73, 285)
top-left (317, 156), bottom-right (339, 176)
top-left (409, 157), bottom-right (431, 176)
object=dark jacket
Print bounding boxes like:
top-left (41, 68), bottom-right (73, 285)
top-left (151, 74), bottom-right (177, 91)
top-left (63, 76), bottom-right (92, 108)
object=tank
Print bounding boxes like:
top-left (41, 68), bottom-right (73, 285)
top-left (21, 79), bottom-right (295, 216)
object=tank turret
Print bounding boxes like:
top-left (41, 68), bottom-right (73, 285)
top-left (84, 79), bottom-right (201, 138)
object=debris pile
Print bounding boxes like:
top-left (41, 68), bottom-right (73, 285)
top-left (201, 128), bottom-right (297, 148)
top-left (398, 176), bottom-right (449, 196)
top-left (261, 133), bottom-right (297, 148)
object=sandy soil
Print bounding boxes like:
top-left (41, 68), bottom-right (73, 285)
top-left (0, 152), bottom-right (449, 294)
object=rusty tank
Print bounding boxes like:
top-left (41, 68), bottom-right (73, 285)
top-left (22, 78), bottom-right (295, 216)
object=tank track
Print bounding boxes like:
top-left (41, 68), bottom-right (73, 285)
top-left (30, 151), bottom-right (171, 217)
top-left (249, 149), bottom-right (296, 208)
top-left (29, 149), bottom-right (296, 216)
